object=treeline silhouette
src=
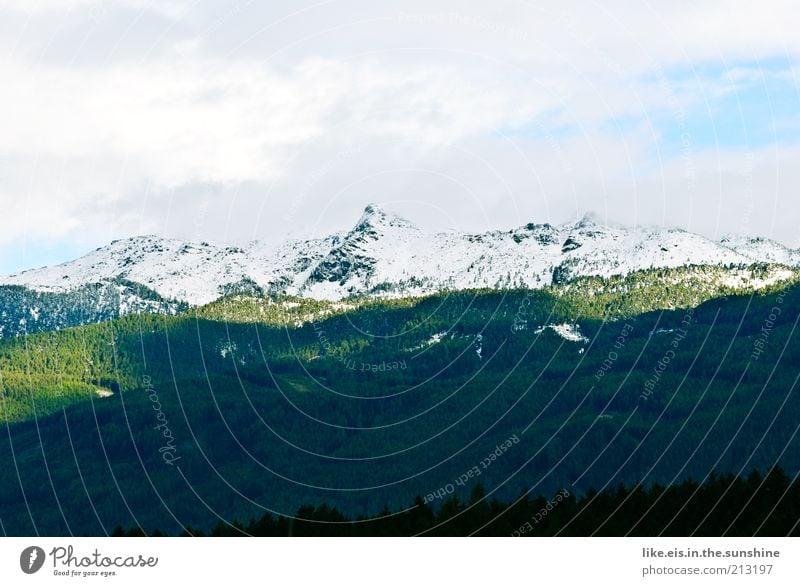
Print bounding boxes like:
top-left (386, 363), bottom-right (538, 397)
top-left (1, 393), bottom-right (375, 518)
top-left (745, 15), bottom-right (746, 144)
top-left (112, 467), bottom-right (800, 537)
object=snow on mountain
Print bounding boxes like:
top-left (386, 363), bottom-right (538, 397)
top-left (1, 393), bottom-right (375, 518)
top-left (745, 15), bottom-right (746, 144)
top-left (1, 236), bottom-right (250, 306)
top-left (2, 205), bottom-right (798, 305)
top-left (718, 235), bottom-right (800, 267)
top-left (535, 323), bottom-right (589, 343)
top-left (242, 233), bottom-right (344, 297)
top-left (300, 204), bottom-right (426, 298)
top-left (299, 207), bottom-right (787, 299)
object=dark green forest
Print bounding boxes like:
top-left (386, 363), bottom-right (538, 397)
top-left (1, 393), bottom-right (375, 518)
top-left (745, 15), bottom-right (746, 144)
top-left (0, 268), bottom-right (799, 536)
top-left (112, 468), bottom-right (800, 537)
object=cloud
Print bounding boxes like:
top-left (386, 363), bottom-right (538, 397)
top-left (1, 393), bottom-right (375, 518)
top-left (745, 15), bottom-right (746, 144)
top-left (0, 47), bottom-right (567, 245)
top-left (0, 0), bottom-right (798, 269)
top-left (0, 0), bottom-right (190, 18)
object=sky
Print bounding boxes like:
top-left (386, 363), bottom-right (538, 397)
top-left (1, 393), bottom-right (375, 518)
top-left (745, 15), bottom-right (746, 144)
top-left (0, 0), bottom-right (799, 274)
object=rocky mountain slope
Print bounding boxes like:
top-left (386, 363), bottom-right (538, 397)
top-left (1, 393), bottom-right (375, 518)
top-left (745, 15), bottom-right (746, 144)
top-left (1, 204), bottom-right (798, 311)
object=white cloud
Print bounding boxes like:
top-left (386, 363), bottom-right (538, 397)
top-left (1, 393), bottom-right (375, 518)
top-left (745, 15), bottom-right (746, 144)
top-left (0, 0), bottom-right (98, 11)
top-left (0, 0), bottom-right (190, 18)
top-left (0, 0), bottom-right (798, 262)
top-left (0, 48), bottom-right (567, 244)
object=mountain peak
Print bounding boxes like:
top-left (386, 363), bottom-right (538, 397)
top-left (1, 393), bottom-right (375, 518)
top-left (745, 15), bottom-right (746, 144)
top-left (362, 203), bottom-right (387, 217)
top-left (352, 204), bottom-right (418, 234)
top-left (574, 211), bottom-right (605, 228)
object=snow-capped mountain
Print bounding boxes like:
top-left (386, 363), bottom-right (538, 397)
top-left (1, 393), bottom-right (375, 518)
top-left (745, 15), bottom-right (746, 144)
top-left (718, 235), bottom-right (800, 267)
top-left (2, 204), bottom-right (799, 306)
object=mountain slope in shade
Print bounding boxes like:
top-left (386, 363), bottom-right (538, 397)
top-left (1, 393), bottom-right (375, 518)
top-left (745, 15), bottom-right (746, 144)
top-left (2, 204), bottom-right (798, 305)
top-left (0, 280), bottom-right (186, 338)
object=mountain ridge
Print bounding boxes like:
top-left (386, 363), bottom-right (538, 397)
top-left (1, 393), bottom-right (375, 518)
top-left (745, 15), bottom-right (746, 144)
top-left (2, 204), bottom-right (799, 306)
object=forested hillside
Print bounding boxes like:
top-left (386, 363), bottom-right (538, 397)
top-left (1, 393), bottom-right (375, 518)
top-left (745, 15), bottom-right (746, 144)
top-left (0, 280), bottom-right (186, 338)
top-left (1, 279), bottom-right (799, 535)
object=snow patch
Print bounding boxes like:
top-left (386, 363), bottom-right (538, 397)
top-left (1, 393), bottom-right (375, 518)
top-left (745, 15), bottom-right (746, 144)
top-left (219, 341), bottom-right (238, 359)
top-left (535, 323), bottom-right (589, 343)
top-left (408, 331), bottom-right (447, 351)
